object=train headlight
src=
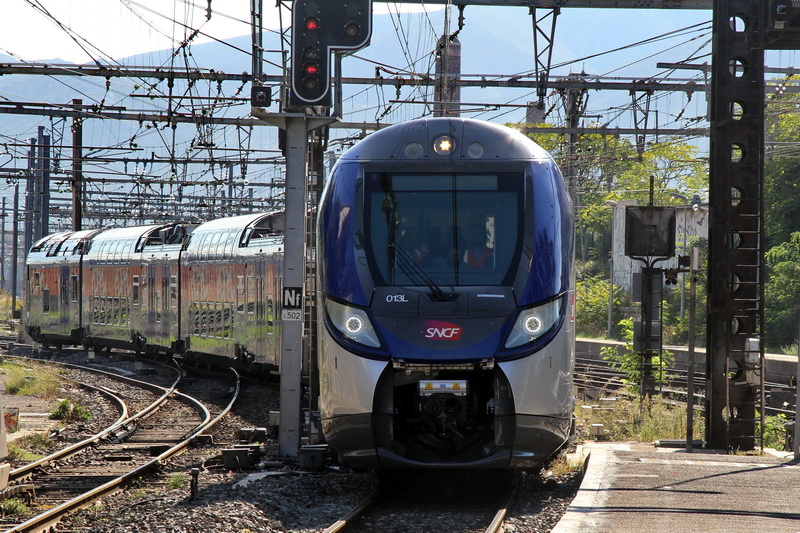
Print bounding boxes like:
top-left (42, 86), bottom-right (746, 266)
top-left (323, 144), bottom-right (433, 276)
top-left (432, 135), bottom-right (455, 156)
top-left (504, 297), bottom-right (563, 349)
top-left (325, 299), bottom-right (381, 348)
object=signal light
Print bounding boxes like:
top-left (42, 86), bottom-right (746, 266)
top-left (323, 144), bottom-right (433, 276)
top-left (290, 0), bottom-right (373, 108)
top-left (344, 21), bottom-right (361, 39)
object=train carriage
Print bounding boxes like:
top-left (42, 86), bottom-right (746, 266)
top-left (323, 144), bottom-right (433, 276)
top-left (82, 224), bottom-right (184, 352)
top-left (135, 224), bottom-right (192, 354)
top-left (180, 211), bottom-right (284, 372)
top-left (25, 229), bottom-right (103, 348)
top-left (317, 117), bottom-right (576, 469)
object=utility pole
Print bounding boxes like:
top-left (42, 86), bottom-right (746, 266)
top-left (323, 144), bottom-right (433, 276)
top-left (37, 126), bottom-right (51, 241)
top-left (72, 99), bottom-right (83, 231)
top-left (1, 198), bottom-right (5, 292)
top-left (11, 184), bottom-right (19, 311)
top-left (24, 138), bottom-right (35, 256)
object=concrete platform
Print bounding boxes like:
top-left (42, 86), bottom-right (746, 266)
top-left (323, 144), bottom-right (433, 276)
top-left (553, 442), bottom-right (800, 533)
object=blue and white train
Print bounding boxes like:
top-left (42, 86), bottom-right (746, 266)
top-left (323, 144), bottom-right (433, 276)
top-left (317, 118), bottom-right (576, 468)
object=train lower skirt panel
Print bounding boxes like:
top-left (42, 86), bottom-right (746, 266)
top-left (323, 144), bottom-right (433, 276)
top-left (322, 412), bottom-right (570, 469)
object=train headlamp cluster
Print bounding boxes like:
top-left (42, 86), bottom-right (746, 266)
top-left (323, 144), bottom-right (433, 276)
top-left (402, 137), bottom-right (485, 159)
top-left (505, 297), bottom-right (563, 349)
top-left (325, 298), bottom-right (381, 347)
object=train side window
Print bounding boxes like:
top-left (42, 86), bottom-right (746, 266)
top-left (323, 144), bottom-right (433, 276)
top-left (132, 275), bottom-right (140, 305)
top-left (246, 275), bottom-right (255, 314)
top-left (148, 265), bottom-right (156, 310)
top-left (236, 276), bottom-right (245, 314)
top-left (70, 275), bottom-right (79, 303)
top-left (170, 275), bottom-right (178, 308)
top-left (224, 231), bottom-right (236, 258)
top-left (109, 241), bottom-right (118, 264)
top-left (257, 277), bottom-right (265, 319)
top-left (266, 295), bottom-right (274, 331)
top-left (34, 271), bottom-right (41, 288)
top-left (42, 288), bottom-right (50, 313)
top-left (196, 233), bottom-right (207, 261)
top-left (60, 279), bottom-right (68, 306)
top-left (209, 232), bottom-right (222, 260)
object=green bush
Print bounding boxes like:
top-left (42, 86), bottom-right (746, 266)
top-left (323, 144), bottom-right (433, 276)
top-left (49, 399), bottom-right (91, 422)
top-left (576, 275), bottom-right (625, 339)
top-left (602, 318), bottom-right (674, 396)
top-left (1, 498), bottom-right (29, 516)
top-left (576, 396), bottom-right (703, 443)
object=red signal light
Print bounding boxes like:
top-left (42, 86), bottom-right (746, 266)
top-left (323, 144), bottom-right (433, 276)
top-left (304, 16), bottom-right (319, 31)
top-left (304, 62), bottom-right (319, 75)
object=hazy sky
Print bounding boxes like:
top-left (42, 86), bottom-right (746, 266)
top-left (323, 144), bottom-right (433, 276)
top-left (2, 1), bottom-right (440, 63)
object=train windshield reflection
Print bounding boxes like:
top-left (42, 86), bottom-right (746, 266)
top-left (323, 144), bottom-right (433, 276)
top-left (364, 172), bottom-right (523, 286)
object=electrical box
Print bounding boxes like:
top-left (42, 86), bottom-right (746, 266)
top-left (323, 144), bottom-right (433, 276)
top-left (766, 0), bottom-right (800, 49)
top-left (625, 206), bottom-right (676, 258)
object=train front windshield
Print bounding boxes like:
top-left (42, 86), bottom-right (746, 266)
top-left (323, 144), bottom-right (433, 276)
top-left (364, 172), bottom-right (524, 287)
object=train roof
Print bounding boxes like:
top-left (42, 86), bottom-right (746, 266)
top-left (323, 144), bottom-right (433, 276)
top-left (82, 222), bottom-right (192, 260)
top-left (337, 118), bottom-right (554, 163)
top-left (28, 231), bottom-right (73, 257)
top-left (186, 211), bottom-right (283, 248)
top-left (190, 211), bottom-right (281, 234)
top-left (90, 224), bottom-right (168, 241)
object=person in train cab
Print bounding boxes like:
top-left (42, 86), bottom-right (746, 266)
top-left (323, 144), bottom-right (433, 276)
top-left (463, 223), bottom-right (493, 267)
top-left (400, 228), bottom-right (429, 263)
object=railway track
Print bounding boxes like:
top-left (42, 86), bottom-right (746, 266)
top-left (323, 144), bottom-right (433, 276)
top-left (575, 357), bottom-right (795, 418)
top-left (0, 355), bottom-right (239, 532)
top-left (323, 471), bottom-right (517, 533)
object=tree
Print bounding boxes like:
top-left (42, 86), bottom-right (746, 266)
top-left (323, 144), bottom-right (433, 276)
top-left (765, 232), bottom-right (800, 349)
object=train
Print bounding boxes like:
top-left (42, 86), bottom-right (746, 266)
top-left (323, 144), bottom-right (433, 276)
top-left (24, 212), bottom-right (285, 372)
top-left (23, 117), bottom-right (575, 470)
top-left (316, 118), bottom-right (576, 468)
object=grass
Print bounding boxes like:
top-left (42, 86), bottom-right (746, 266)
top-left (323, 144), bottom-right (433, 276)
top-left (0, 498), bottom-right (29, 516)
top-left (1, 361), bottom-right (64, 397)
top-left (575, 395), bottom-right (704, 443)
top-left (7, 444), bottom-right (44, 463)
top-left (166, 474), bottom-right (185, 490)
top-left (12, 432), bottom-right (55, 454)
top-left (545, 450), bottom-right (583, 477)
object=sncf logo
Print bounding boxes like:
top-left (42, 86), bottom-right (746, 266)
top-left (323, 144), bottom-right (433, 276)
top-left (424, 320), bottom-right (463, 340)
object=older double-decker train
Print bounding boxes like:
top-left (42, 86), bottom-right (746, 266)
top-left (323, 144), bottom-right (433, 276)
top-left (24, 212), bottom-right (285, 372)
top-left (24, 117), bottom-right (575, 469)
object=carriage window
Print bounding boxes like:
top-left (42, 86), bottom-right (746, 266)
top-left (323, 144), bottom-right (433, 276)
top-left (236, 276), bottom-right (245, 314)
top-left (170, 275), bottom-right (178, 308)
top-left (132, 275), bottom-right (140, 305)
top-left (247, 276), bottom-right (255, 314)
top-left (224, 231), bottom-right (236, 258)
top-left (42, 288), bottom-right (50, 313)
top-left (209, 232), bottom-right (223, 260)
top-left (71, 275), bottom-right (79, 302)
top-left (364, 172), bottom-right (523, 286)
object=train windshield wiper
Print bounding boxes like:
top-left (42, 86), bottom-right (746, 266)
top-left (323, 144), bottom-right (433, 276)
top-left (389, 242), bottom-right (448, 302)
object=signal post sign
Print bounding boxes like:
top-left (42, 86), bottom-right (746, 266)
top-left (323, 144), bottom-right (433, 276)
top-left (282, 286), bottom-right (303, 321)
